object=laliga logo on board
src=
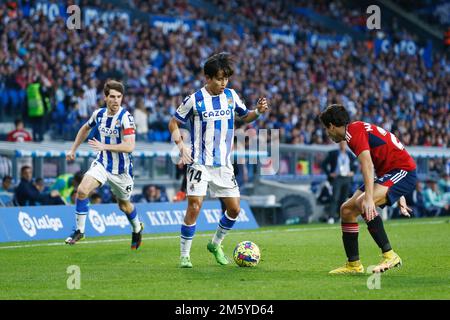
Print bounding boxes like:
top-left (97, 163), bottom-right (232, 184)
top-left (18, 211), bottom-right (64, 237)
top-left (88, 209), bottom-right (129, 234)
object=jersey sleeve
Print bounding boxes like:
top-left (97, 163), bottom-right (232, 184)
top-left (122, 112), bottom-right (136, 135)
top-left (174, 94), bottom-right (194, 124)
top-left (231, 89), bottom-right (249, 118)
top-left (346, 123), bottom-right (369, 157)
top-left (86, 109), bottom-right (100, 128)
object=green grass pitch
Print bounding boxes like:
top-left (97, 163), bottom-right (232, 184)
top-left (0, 217), bottom-right (449, 300)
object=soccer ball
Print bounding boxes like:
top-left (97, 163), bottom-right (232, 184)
top-left (233, 241), bottom-right (261, 267)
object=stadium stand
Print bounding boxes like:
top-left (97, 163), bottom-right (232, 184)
top-left (0, 0), bottom-right (448, 222)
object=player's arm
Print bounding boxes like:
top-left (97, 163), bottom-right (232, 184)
top-left (67, 123), bottom-right (92, 161)
top-left (169, 117), bottom-right (192, 164)
top-left (241, 97), bottom-right (269, 123)
top-left (90, 134), bottom-right (135, 153)
top-left (358, 150), bottom-right (377, 221)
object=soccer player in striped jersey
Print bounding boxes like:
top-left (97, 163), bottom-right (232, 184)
top-left (319, 104), bottom-right (417, 274)
top-left (168, 52), bottom-right (269, 268)
top-left (64, 80), bottom-right (143, 249)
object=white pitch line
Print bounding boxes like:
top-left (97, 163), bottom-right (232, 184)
top-left (0, 219), bottom-right (447, 250)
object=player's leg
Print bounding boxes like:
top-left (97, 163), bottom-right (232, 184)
top-left (180, 195), bottom-right (205, 268)
top-left (363, 170), bottom-right (417, 272)
top-left (65, 174), bottom-right (101, 244)
top-left (206, 166), bottom-right (240, 265)
top-left (117, 199), bottom-right (144, 249)
top-left (329, 189), bottom-right (365, 274)
top-left (109, 173), bottom-right (143, 250)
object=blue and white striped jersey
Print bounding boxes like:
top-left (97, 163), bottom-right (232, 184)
top-left (87, 106), bottom-right (135, 175)
top-left (174, 87), bottom-right (248, 167)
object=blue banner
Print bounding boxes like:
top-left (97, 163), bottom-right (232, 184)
top-left (149, 15), bottom-right (202, 34)
top-left (0, 201), bottom-right (258, 243)
top-left (307, 33), bottom-right (350, 48)
top-left (374, 39), bottom-right (433, 68)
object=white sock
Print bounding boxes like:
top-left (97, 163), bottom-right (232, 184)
top-left (130, 216), bottom-right (142, 233)
top-left (180, 238), bottom-right (192, 258)
top-left (76, 214), bottom-right (87, 233)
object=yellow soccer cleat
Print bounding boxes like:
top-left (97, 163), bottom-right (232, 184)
top-left (329, 260), bottom-right (365, 274)
top-left (372, 250), bottom-right (402, 273)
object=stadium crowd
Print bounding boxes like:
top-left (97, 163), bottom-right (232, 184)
top-left (1, 0), bottom-right (448, 147)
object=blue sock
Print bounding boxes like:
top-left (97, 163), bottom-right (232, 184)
top-left (75, 198), bottom-right (89, 214)
top-left (212, 211), bottom-right (237, 245)
top-left (75, 198), bottom-right (89, 233)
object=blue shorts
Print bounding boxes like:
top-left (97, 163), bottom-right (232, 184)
top-left (358, 169), bottom-right (417, 207)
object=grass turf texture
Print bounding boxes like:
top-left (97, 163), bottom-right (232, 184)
top-left (0, 217), bottom-right (449, 299)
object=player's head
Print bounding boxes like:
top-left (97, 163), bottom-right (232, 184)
top-left (319, 104), bottom-right (350, 143)
top-left (203, 52), bottom-right (234, 95)
top-left (103, 80), bottom-right (124, 113)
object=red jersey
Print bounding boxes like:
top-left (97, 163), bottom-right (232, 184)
top-left (345, 121), bottom-right (416, 177)
top-left (7, 129), bottom-right (32, 142)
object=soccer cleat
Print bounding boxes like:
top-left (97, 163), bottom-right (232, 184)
top-left (65, 229), bottom-right (85, 245)
top-left (180, 256), bottom-right (193, 268)
top-left (372, 250), bottom-right (402, 273)
top-left (131, 222), bottom-right (144, 250)
top-left (329, 260), bottom-right (365, 274)
top-left (207, 240), bottom-right (229, 265)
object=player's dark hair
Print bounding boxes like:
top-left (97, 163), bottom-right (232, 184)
top-left (203, 52), bottom-right (234, 79)
top-left (319, 104), bottom-right (350, 128)
top-left (103, 80), bottom-right (124, 97)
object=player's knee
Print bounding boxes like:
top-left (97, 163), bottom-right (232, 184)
top-left (76, 187), bottom-right (89, 199)
top-left (226, 206), bottom-right (241, 219)
top-left (188, 200), bottom-right (202, 215)
top-left (340, 202), bottom-right (355, 220)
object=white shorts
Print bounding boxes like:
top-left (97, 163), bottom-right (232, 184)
top-left (85, 161), bottom-right (134, 201)
top-left (186, 164), bottom-right (240, 198)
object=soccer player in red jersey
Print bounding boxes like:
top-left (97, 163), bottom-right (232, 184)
top-left (319, 104), bottom-right (417, 274)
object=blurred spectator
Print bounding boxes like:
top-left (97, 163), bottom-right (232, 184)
top-left (404, 181), bottom-right (426, 218)
top-left (90, 192), bottom-right (102, 204)
top-left (50, 171), bottom-right (83, 204)
top-left (7, 119), bottom-right (32, 142)
top-left (321, 141), bottom-right (357, 223)
top-left (0, 175), bottom-right (13, 192)
top-left (133, 97), bottom-right (149, 141)
top-left (423, 177), bottom-right (450, 216)
top-left (34, 177), bottom-right (48, 193)
top-left (14, 165), bottom-right (64, 206)
top-left (140, 184), bottom-right (164, 203)
top-left (26, 76), bottom-right (49, 142)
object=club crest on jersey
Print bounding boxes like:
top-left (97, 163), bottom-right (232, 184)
top-left (202, 109), bottom-right (232, 119)
top-left (227, 97), bottom-right (233, 107)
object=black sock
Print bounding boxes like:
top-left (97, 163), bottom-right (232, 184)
top-left (341, 222), bottom-right (359, 262)
top-left (366, 215), bottom-right (392, 253)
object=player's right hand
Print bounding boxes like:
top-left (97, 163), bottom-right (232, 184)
top-left (179, 143), bottom-right (193, 165)
top-left (66, 151), bottom-right (75, 161)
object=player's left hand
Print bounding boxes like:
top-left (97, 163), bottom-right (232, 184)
top-left (256, 97), bottom-right (269, 114)
top-left (88, 138), bottom-right (105, 152)
top-left (398, 196), bottom-right (412, 218)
